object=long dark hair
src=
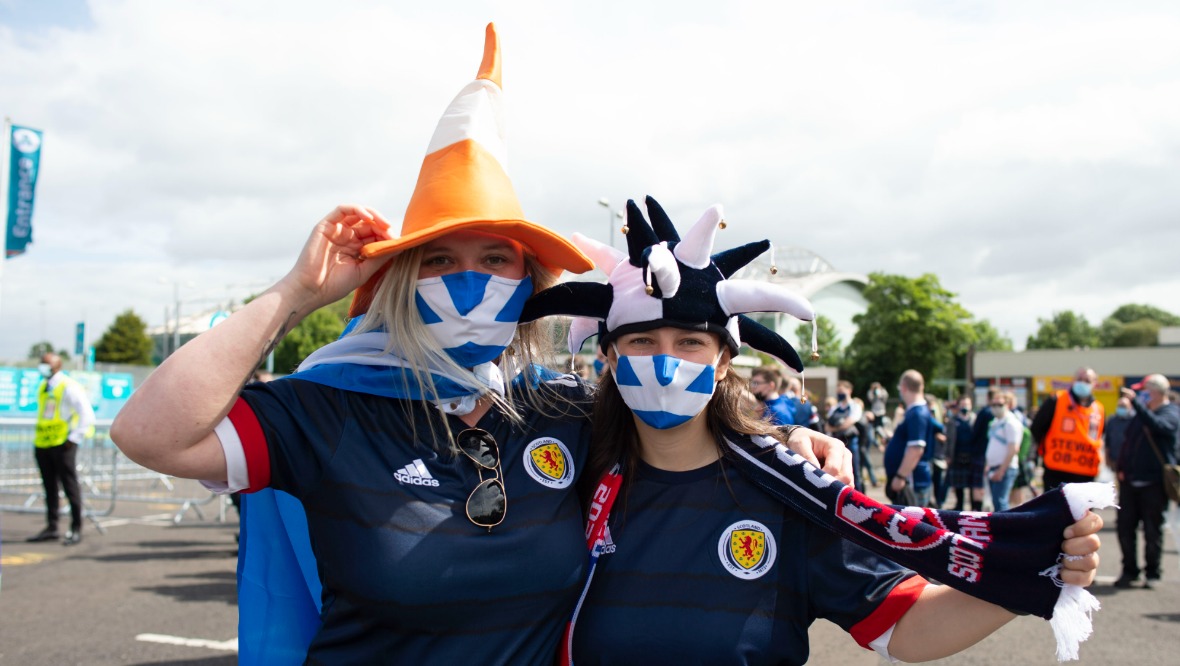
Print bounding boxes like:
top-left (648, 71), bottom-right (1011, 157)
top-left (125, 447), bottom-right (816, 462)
top-left (578, 366), bottom-right (789, 510)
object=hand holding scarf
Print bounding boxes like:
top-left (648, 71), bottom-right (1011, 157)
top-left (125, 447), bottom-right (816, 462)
top-left (726, 430), bottom-right (1113, 661)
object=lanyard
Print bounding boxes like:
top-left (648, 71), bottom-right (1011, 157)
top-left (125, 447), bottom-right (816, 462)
top-left (560, 464), bottom-right (622, 666)
top-left (584, 466), bottom-right (622, 549)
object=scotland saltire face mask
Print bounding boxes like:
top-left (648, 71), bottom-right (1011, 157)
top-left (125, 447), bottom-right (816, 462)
top-left (415, 272), bottom-right (533, 367)
top-left (613, 352), bottom-right (718, 429)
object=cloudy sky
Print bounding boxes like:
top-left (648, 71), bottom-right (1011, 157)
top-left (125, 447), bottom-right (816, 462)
top-left (1, 0), bottom-right (1178, 362)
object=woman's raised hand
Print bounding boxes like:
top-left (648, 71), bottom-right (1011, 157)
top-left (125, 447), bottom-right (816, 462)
top-left (284, 205), bottom-right (394, 310)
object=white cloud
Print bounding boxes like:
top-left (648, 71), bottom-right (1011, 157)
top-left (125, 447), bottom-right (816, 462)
top-left (1, 0), bottom-right (1178, 361)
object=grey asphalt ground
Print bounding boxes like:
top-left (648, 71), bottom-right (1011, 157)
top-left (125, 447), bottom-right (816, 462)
top-left (1, 478), bottom-right (1177, 664)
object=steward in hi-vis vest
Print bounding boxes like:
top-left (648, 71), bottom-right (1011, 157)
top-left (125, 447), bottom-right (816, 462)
top-left (27, 353), bottom-right (96, 545)
top-left (36, 379), bottom-right (85, 447)
top-left (1031, 368), bottom-right (1105, 490)
top-left (1041, 389), bottom-right (1104, 477)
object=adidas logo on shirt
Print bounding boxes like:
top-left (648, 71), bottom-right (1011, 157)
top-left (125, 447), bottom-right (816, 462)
top-left (394, 459), bottom-right (440, 487)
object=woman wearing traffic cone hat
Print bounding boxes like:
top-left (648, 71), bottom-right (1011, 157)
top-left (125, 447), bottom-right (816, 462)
top-left (112, 24), bottom-right (606, 664)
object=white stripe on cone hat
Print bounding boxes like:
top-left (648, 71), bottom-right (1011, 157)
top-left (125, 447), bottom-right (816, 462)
top-left (350, 23), bottom-right (592, 317)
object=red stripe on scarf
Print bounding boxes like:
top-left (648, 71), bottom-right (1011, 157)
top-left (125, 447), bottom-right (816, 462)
top-left (850, 574), bottom-right (927, 649)
top-left (228, 397), bottom-right (271, 492)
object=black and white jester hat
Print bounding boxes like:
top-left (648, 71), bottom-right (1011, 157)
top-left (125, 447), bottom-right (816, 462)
top-left (520, 196), bottom-right (817, 372)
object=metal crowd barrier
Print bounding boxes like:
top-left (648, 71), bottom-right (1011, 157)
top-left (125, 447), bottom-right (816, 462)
top-left (0, 417), bottom-right (225, 526)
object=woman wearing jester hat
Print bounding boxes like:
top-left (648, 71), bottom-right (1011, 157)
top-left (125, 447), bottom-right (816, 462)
top-left (110, 25), bottom-right (848, 664)
top-left (521, 197), bottom-right (1108, 665)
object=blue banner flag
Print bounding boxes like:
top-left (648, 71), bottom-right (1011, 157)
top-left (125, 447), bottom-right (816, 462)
top-left (5, 125), bottom-right (44, 259)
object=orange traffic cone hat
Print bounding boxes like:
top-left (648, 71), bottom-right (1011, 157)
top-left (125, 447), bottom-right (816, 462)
top-left (351, 23), bottom-right (592, 316)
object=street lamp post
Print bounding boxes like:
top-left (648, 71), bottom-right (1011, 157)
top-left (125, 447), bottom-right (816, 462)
top-left (159, 278), bottom-right (195, 359)
top-left (598, 198), bottom-right (613, 248)
top-left (171, 281), bottom-right (181, 357)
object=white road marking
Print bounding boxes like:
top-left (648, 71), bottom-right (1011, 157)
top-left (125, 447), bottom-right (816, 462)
top-left (98, 513), bottom-right (196, 528)
top-left (135, 633), bottom-right (238, 652)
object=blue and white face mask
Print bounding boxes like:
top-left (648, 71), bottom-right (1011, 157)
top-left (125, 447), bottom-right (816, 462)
top-left (1072, 381), bottom-right (1093, 398)
top-left (612, 350), bottom-right (720, 430)
top-left (415, 271), bottom-right (533, 367)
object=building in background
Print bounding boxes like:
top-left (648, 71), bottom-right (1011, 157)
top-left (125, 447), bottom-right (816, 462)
top-left (731, 246), bottom-right (869, 354)
top-left (972, 343), bottom-right (1180, 416)
top-left (146, 305), bottom-right (234, 363)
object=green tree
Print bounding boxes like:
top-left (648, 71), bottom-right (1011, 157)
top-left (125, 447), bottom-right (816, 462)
top-left (843, 273), bottom-right (974, 392)
top-left (1105, 319), bottom-right (1162, 348)
top-left (94, 310), bottom-right (154, 365)
top-left (1105, 303), bottom-right (1180, 326)
top-left (942, 319), bottom-right (1013, 385)
top-left (969, 319), bottom-right (1013, 352)
top-left (27, 341), bottom-right (71, 361)
top-left (1098, 303), bottom-right (1180, 347)
top-left (796, 314), bottom-right (842, 368)
top-left (1026, 311), bottom-right (1099, 350)
top-left (271, 299), bottom-right (351, 373)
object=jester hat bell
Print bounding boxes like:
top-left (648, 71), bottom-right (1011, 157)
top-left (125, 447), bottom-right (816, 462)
top-left (349, 24), bottom-right (594, 317)
top-left (520, 196), bottom-right (817, 373)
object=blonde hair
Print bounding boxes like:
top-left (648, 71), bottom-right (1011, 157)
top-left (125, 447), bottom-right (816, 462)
top-left (350, 245), bottom-right (562, 451)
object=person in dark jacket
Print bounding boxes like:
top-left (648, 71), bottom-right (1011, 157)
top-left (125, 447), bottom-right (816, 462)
top-left (1114, 374), bottom-right (1179, 590)
top-left (967, 387), bottom-right (998, 509)
top-left (1104, 396), bottom-right (1135, 475)
top-left (946, 396), bottom-right (979, 510)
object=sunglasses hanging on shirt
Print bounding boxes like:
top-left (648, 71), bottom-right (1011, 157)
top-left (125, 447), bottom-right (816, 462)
top-left (457, 428), bottom-right (507, 531)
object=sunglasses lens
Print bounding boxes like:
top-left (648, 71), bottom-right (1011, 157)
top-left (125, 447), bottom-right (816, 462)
top-left (467, 478), bottom-right (506, 527)
top-left (459, 429), bottom-right (499, 469)
top-left (458, 429), bottom-right (506, 529)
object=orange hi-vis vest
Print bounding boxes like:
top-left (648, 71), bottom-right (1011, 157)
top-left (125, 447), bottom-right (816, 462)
top-left (1042, 389), bottom-right (1105, 477)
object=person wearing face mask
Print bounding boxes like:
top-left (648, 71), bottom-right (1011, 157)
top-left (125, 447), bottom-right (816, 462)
top-left (1104, 396), bottom-right (1134, 477)
top-left (1113, 374), bottom-right (1179, 589)
top-left (946, 396), bottom-right (982, 511)
top-left (27, 352), bottom-right (95, 545)
top-left (749, 365), bottom-right (797, 426)
top-left (985, 391), bottom-right (1022, 511)
top-left (825, 380), bottom-right (864, 491)
top-left (1031, 367), bottom-right (1106, 490)
top-left (524, 197), bottom-right (1107, 665)
top-left (110, 27), bottom-right (601, 664)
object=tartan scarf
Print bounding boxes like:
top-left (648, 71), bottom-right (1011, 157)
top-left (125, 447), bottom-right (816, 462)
top-left (724, 429), bottom-right (1114, 661)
